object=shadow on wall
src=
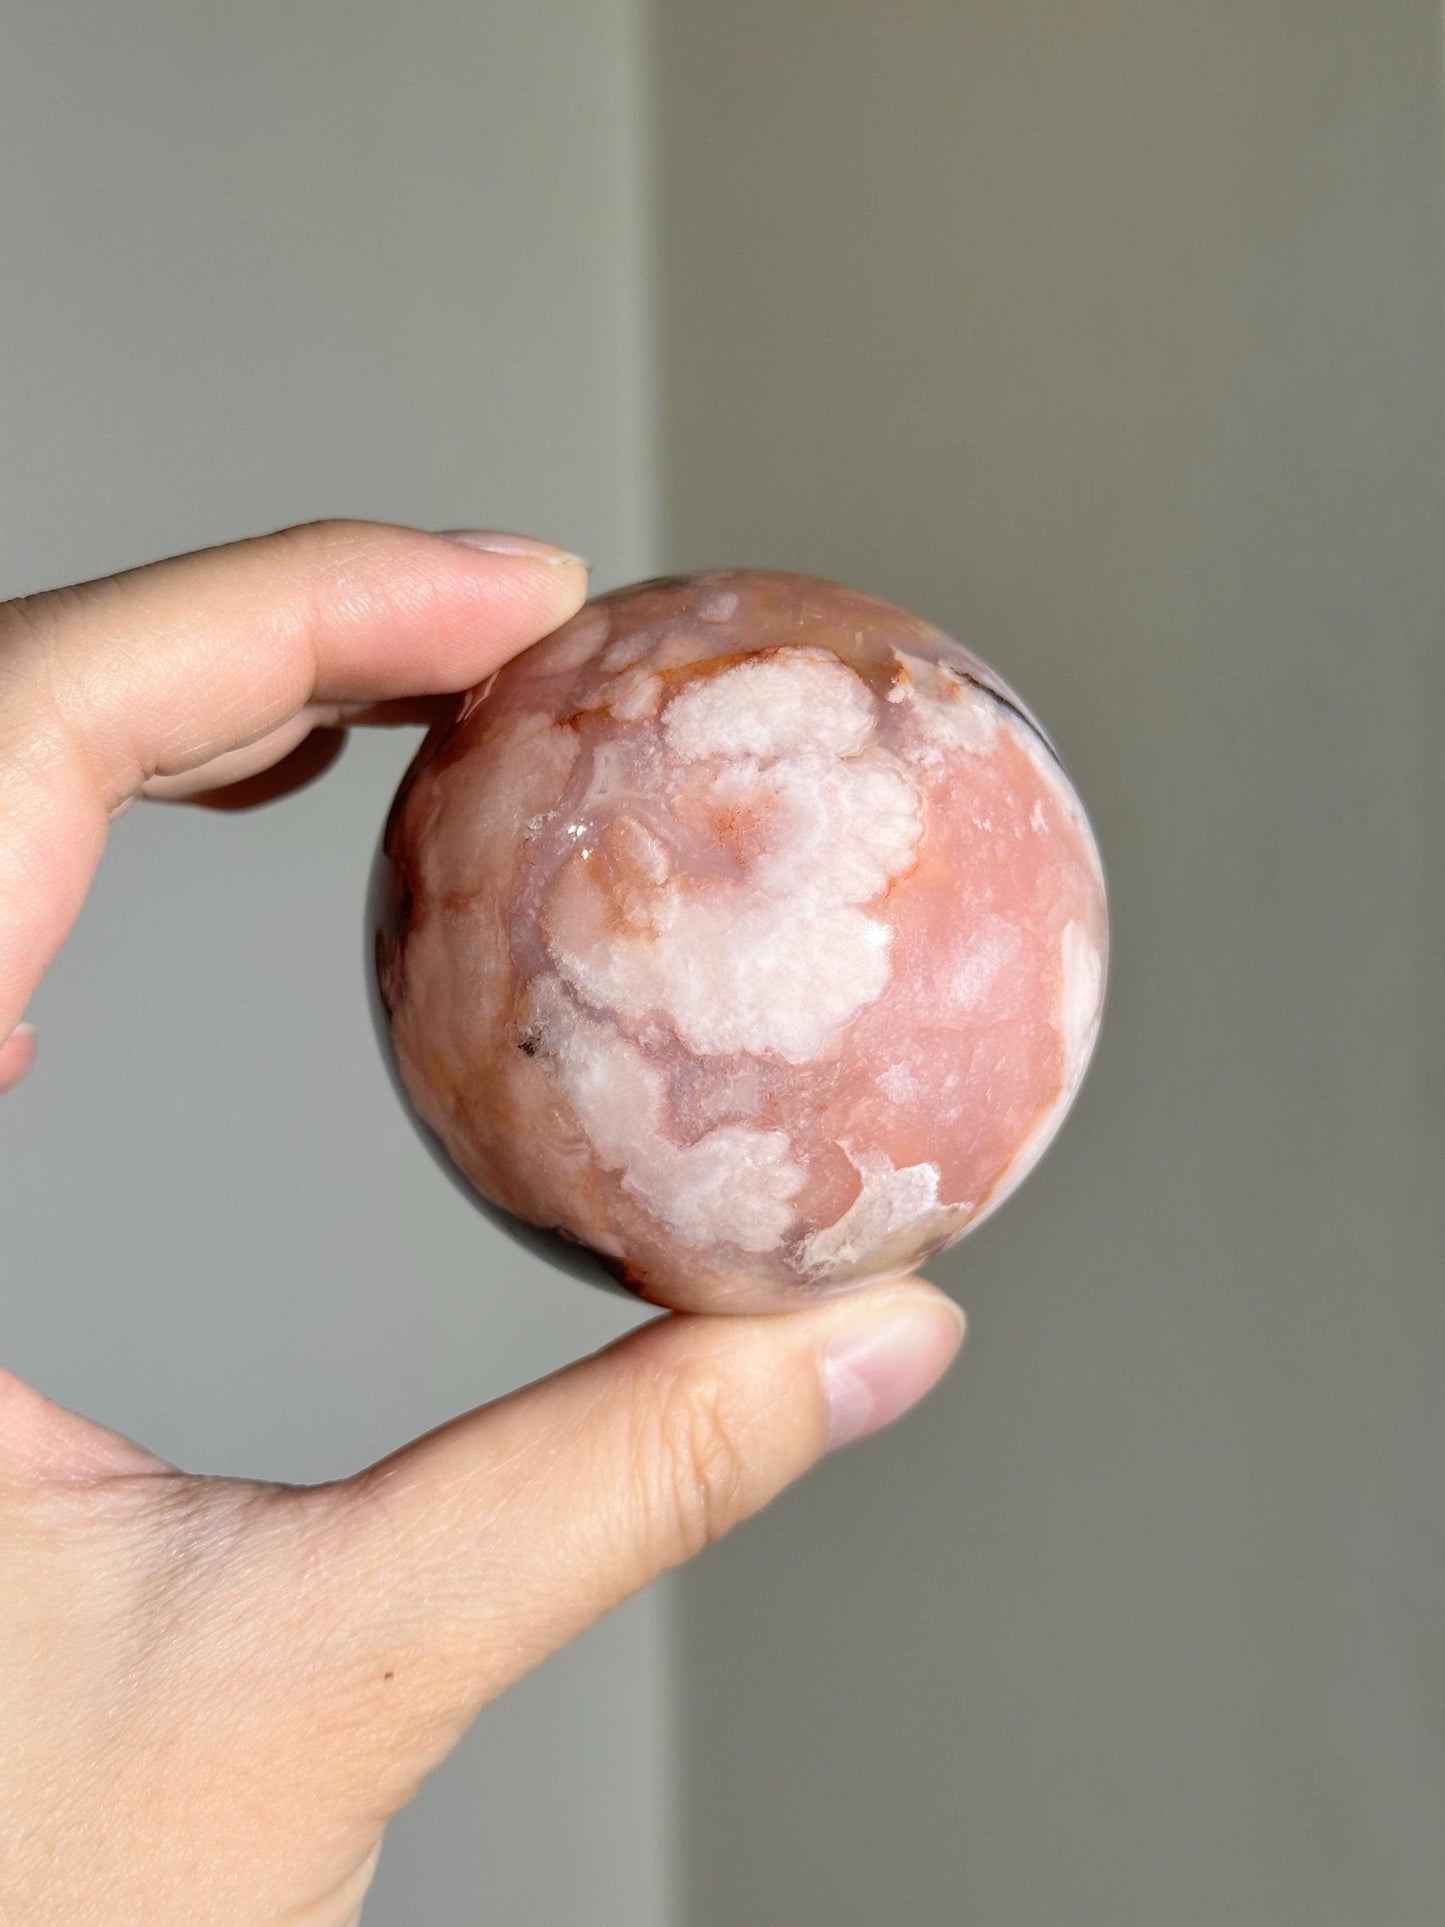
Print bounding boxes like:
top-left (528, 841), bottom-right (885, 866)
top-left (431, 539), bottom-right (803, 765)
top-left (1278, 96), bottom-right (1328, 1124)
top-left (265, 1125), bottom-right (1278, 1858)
top-left (653, 3), bottom-right (1445, 1924)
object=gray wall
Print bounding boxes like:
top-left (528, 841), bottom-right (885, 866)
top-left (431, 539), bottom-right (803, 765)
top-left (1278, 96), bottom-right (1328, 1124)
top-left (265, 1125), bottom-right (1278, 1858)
top-left (0, 6), bottom-right (671, 1924)
top-left (654, 3), bottom-right (1445, 1923)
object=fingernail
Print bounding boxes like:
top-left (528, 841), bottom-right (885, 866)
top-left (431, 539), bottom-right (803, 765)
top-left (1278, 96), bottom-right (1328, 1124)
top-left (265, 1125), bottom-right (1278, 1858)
top-left (436, 529), bottom-right (589, 570)
top-left (820, 1290), bottom-right (965, 1451)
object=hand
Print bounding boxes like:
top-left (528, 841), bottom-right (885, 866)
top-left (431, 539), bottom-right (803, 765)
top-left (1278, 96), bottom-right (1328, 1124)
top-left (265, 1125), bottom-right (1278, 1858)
top-left (0, 522), bottom-right (964, 1926)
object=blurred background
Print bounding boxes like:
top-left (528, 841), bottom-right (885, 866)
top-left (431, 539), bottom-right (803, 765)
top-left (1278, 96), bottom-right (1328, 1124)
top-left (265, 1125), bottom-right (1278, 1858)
top-left (2, 3), bottom-right (1442, 1923)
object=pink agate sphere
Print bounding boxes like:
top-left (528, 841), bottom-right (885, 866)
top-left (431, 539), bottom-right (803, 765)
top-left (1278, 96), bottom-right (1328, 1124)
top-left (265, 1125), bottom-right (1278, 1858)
top-left (371, 571), bottom-right (1107, 1314)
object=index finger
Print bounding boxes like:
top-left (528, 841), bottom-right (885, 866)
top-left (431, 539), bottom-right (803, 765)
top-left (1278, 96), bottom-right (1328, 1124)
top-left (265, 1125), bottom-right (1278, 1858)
top-left (0, 519), bottom-right (589, 1045)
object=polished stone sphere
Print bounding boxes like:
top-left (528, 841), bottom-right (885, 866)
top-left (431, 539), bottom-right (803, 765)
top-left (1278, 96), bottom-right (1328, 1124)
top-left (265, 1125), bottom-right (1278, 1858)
top-left (371, 571), bottom-right (1107, 1313)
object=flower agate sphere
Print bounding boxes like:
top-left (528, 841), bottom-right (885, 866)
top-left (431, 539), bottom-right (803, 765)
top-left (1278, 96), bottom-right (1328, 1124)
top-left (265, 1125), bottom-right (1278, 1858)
top-left (371, 571), bottom-right (1107, 1314)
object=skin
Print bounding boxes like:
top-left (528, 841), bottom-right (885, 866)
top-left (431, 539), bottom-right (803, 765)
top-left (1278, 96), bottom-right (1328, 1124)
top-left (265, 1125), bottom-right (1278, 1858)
top-left (0, 521), bottom-right (964, 1927)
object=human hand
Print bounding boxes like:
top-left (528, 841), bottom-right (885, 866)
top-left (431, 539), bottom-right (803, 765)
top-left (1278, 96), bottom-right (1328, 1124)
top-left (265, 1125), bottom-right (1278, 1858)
top-left (0, 522), bottom-right (964, 1926)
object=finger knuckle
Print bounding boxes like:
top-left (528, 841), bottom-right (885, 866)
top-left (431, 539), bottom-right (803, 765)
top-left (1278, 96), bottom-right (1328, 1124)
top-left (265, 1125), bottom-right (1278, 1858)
top-left (649, 1367), bottom-right (753, 1564)
top-left (0, 589), bottom-right (69, 709)
top-left (0, 592), bottom-right (91, 789)
top-left (267, 516), bottom-right (380, 575)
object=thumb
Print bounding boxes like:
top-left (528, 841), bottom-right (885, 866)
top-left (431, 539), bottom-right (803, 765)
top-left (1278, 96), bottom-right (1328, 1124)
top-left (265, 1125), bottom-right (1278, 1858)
top-left (0, 1365), bottom-right (169, 1483)
top-left (279, 1280), bottom-right (963, 1813)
